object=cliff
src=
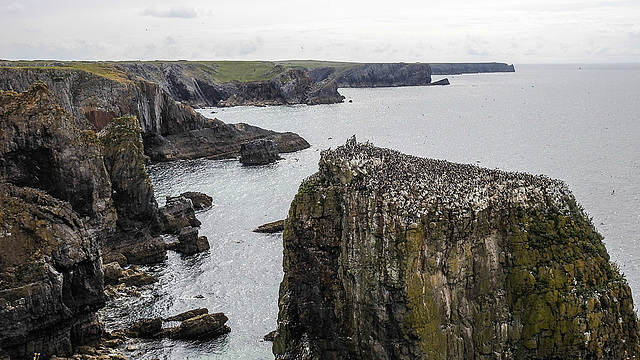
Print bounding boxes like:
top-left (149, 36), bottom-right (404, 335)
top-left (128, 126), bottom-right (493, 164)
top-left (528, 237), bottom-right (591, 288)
top-left (0, 84), bottom-right (115, 358)
top-left (0, 64), bottom-right (310, 161)
top-left (430, 62), bottom-right (516, 75)
top-left (0, 84), bottom-right (192, 358)
top-left (274, 139), bottom-right (639, 359)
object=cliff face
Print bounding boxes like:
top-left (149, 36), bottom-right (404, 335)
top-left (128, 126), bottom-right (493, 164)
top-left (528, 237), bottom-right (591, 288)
top-left (305, 63), bottom-right (432, 88)
top-left (274, 139), bottom-right (639, 359)
top-left (115, 62), bottom-right (344, 107)
top-left (430, 62), bottom-right (516, 75)
top-left (0, 66), bottom-right (311, 162)
top-left (0, 84), bottom-right (114, 358)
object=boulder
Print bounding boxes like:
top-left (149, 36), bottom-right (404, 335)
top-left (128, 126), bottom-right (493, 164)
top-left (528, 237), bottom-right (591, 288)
top-left (126, 317), bottom-right (163, 338)
top-left (120, 266), bottom-right (158, 287)
top-left (158, 196), bottom-right (201, 234)
top-left (165, 308), bottom-right (209, 322)
top-left (429, 78), bottom-right (450, 85)
top-left (174, 227), bottom-right (210, 255)
top-left (180, 191), bottom-right (213, 210)
top-left (102, 262), bottom-right (124, 285)
top-left (253, 219), bottom-right (285, 233)
top-left (166, 313), bottom-right (231, 340)
top-left (239, 139), bottom-right (281, 165)
top-left (118, 235), bottom-right (167, 265)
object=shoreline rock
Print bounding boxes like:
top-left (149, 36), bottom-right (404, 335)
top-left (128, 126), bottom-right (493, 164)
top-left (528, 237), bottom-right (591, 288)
top-left (240, 139), bottom-right (281, 165)
top-left (253, 219), bottom-right (285, 233)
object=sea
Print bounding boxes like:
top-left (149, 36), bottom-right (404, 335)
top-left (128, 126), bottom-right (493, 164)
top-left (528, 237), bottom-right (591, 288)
top-left (99, 63), bottom-right (640, 359)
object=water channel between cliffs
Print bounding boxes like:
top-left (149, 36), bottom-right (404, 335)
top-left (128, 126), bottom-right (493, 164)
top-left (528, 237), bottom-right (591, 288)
top-left (100, 64), bottom-right (640, 359)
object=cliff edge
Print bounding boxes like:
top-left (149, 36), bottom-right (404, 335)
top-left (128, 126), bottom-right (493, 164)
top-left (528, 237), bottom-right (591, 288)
top-left (274, 139), bottom-right (639, 359)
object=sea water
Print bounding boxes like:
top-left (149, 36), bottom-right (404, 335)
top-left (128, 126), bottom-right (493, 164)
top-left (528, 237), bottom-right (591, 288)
top-left (100, 64), bottom-right (640, 359)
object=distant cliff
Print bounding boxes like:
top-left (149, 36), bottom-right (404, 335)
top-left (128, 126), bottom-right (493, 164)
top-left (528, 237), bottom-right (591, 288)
top-left (430, 62), bottom-right (515, 75)
top-left (0, 65), bottom-right (310, 161)
top-left (274, 139), bottom-right (639, 359)
top-left (306, 63), bottom-right (433, 88)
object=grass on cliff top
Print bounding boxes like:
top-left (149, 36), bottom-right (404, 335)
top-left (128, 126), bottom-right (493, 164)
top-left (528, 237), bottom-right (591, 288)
top-left (0, 61), bottom-right (131, 82)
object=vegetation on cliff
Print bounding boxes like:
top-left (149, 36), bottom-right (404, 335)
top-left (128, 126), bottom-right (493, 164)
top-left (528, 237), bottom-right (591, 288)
top-left (274, 139), bottom-right (639, 359)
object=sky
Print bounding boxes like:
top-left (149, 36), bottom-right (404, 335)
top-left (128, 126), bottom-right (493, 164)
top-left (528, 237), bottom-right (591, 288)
top-left (1, 0), bottom-right (639, 63)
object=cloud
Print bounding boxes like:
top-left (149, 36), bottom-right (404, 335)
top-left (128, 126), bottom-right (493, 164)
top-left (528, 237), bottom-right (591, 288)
top-left (142, 6), bottom-right (197, 18)
top-left (1, 1), bottom-right (25, 15)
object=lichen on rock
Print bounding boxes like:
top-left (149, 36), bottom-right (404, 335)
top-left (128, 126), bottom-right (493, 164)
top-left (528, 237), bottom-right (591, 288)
top-left (274, 139), bottom-right (639, 359)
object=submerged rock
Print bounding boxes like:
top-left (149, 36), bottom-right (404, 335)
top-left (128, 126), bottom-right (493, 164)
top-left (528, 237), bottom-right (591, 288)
top-left (274, 139), bottom-right (640, 359)
top-left (240, 138), bottom-right (281, 165)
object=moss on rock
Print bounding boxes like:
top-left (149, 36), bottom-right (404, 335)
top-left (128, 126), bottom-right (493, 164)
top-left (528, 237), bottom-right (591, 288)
top-left (274, 140), bottom-right (639, 360)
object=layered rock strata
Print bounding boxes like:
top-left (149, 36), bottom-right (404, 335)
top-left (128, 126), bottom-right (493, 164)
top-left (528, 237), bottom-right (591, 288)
top-left (274, 139), bottom-right (639, 359)
top-left (0, 66), bottom-right (311, 162)
top-left (0, 84), bottom-right (112, 358)
top-left (240, 138), bottom-right (281, 165)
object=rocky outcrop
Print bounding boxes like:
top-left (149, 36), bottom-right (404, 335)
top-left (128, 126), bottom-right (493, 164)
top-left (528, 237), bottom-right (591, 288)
top-left (0, 65), bottom-right (311, 162)
top-left (240, 139), bottom-right (281, 165)
top-left (180, 192), bottom-right (213, 210)
top-left (174, 227), bottom-right (210, 255)
top-left (0, 84), bottom-right (113, 358)
top-left (253, 219), bottom-right (285, 233)
top-left (274, 139), bottom-right (639, 359)
top-left (0, 82), bottom-right (117, 238)
top-left (122, 309), bottom-right (229, 340)
top-left (158, 195), bottom-right (202, 234)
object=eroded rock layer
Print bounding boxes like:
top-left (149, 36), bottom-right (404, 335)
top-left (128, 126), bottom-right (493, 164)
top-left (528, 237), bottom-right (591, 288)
top-left (274, 139), bottom-right (639, 360)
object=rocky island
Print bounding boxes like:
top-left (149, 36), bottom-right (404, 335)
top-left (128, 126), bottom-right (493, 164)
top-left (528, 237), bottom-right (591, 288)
top-left (274, 138), bottom-right (639, 359)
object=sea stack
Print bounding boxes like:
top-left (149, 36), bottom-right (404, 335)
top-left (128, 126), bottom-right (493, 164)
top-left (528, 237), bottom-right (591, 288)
top-left (274, 138), bottom-right (639, 359)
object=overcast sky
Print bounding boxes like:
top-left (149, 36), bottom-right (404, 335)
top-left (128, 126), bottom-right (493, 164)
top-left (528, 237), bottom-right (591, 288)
top-left (1, 0), bottom-right (639, 63)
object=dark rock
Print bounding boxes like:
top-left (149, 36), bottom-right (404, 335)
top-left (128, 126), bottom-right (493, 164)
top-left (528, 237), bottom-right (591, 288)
top-left (239, 139), bottom-right (281, 165)
top-left (118, 236), bottom-right (167, 265)
top-left (0, 349), bottom-right (10, 360)
top-left (158, 196), bottom-right (201, 234)
top-left (166, 313), bottom-right (230, 340)
top-left (0, 85), bottom-right (109, 359)
top-left (165, 308), bottom-right (209, 322)
top-left (0, 82), bottom-right (117, 239)
top-left (263, 330), bottom-right (277, 342)
top-left (174, 227), bottom-right (210, 255)
top-left (126, 317), bottom-right (163, 338)
top-left (429, 78), bottom-right (450, 85)
top-left (0, 183), bottom-right (106, 359)
top-left (102, 252), bottom-right (128, 268)
top-left (180, 191), bottom-right (213, 210)
top-left (102, 262), bottom-right (124, 285)
top-left (120, 266), bottom-right (158, 287)
top-left (99, 116), bottom-right (160, 236)
top-left (253, 219), bottom-right (285, 233)
top-left (274, 139), bottom-right (640, 360)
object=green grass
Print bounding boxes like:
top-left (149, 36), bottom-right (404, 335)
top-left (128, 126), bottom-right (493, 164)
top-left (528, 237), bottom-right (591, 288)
top-left (0, 61), bottom-right (131, 82)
